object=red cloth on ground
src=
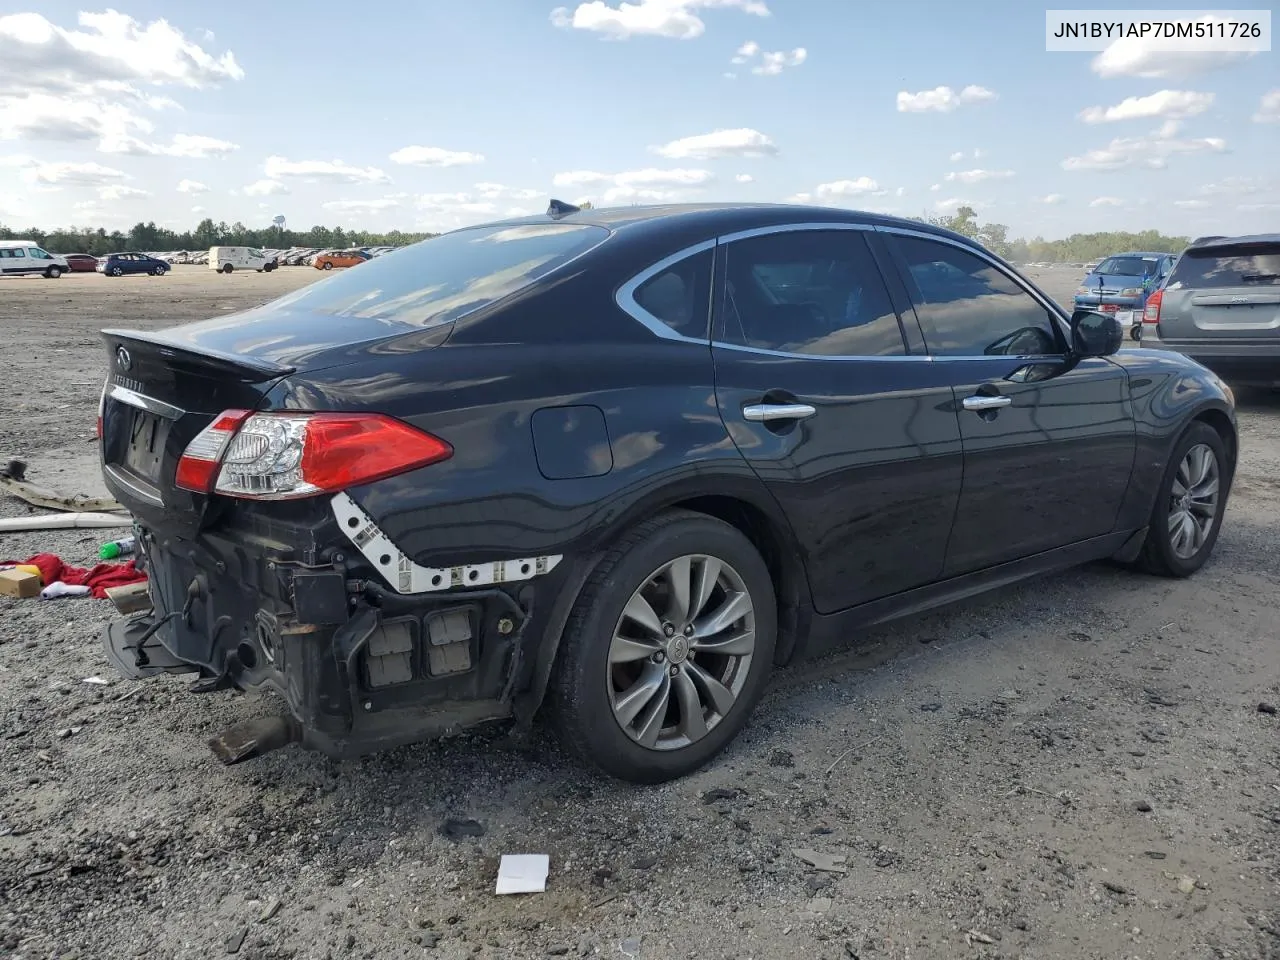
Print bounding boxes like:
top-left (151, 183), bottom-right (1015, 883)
top-left (0, 553), bottom-right (146, 599)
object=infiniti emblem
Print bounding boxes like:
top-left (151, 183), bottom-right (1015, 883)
top-left (116, 345), bottom-right (132, 371)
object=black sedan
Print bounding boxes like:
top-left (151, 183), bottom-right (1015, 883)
top-left (97, 202), bottom-right (1237, 783)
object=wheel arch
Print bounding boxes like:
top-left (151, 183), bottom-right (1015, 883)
top-left (514, 480), bottom-right (811, 727)
top-left (1192, 405), bottom-right (1236, 481)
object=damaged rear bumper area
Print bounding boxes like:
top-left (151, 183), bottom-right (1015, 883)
top-left (102, 499), bottom-right (569, 765)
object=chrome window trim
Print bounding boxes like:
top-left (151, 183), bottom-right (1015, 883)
top-left (108, 384), bottom-right (184, 421)
top-left (614, 220), bottom-right (1073, 363)
top-left (614, 238), bottom-right (718, 344)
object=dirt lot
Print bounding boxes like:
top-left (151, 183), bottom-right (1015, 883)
top-left (1, 266), bottom-right (1277, 960)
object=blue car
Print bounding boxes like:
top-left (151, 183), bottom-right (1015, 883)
top-left (96, 252), bottom-right (170, 277)
top-left (1073, 251), bottom-right (1175, 339)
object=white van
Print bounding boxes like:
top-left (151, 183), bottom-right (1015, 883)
top-left (0, 240), bottom-right (70, 278)
top-left (209, 246), bottom-right (275, 274)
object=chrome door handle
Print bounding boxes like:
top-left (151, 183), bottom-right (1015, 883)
top-left (962, 395), bottom-right (1012, 411)
top-left (743, 403), bottom-right (817, 422)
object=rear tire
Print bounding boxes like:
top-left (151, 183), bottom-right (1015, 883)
top-left (1136, 421), bottom-right (1228, 578)
top-left (549, 510), bottom-right (776, 783)
top-left (222, 263), bottom-right (233, 274)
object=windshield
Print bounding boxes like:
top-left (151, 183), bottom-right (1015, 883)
top-left (1168, 245), bottom-right (1280, 288)
top-left (261, 222), bottom-right (610, 327)
top-left (1094, 256), bottom-right (1157, 277)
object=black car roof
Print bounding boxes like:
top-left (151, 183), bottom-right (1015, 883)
top-left (480, 202), bottom-right (987, 255)
top-left (1187, 233), bottom-right (1280, 251)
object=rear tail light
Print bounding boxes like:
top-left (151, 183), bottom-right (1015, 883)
top-left (96, 382), bottom-right (106, 439)
top-left (175, 411), bottom-right (451, 500)
top-left (1142, 289), bottom-right (1163, 330)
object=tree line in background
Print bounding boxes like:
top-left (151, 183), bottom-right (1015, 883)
top-left (0, 218), bottom-right (439, 256)
top-left (2, 205), bottom-right (1189, 263)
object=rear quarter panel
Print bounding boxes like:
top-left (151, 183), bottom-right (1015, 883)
top-left (261, 278), bottom-right (786, 571)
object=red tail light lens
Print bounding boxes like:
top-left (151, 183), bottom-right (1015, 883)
top-left (1143, 289), bottom-right (1163, 327)
top-left (175, 411), bottom-right (451, 500)
top-left (175, 410), bottom-right (252, 492)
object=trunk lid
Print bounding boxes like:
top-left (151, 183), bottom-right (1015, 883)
top-left (1157, 240), bottom-right (1280, 342)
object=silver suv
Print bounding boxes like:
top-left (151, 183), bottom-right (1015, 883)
top-left (1141, 234), bottom-right (1280, 388)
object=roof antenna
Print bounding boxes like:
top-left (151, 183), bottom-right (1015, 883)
top-left (546, 199), bottom-right (581, 220)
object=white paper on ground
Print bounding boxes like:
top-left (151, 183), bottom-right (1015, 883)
top-left (495, 854), bottom-right (549, 895)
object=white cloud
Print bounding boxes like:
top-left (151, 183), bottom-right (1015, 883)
top-left (98, 184), bottom-right (149, 201)
top-left (929, 183), bottom-right (941, 192)
top-left (814, 177), bottom-right (879, 198)
top-left (23, 160), bottom-right (128, 185)
top-left (1040, 193), bottom-right (1064, 204)
top-left (244, 179), bottom-right (289, 197)
top-left (1238, 202), bottom-right (1280, 212)
top-left (1079, 89), bottom-right (1214, 124)
top-left (107, 132), bottom-right (239, 158)
top-left (191, 205), bottom-right (204, 213)
top-left (735, 173), bottom-right (753, 183)
top-left (948, 150), bottom-right (965, 162)
top-left (1089, 196), bottom-right (1123, 207)
top-left (550, 0), bottom-right (769, 40)
top-left (944, 168), bottom-right (1014, 184)
top-left (934, 197), bottom-right (972, 213)
top-left (723, 71), bottom-right (736, 79)
top-left (388, 145), bottom-right (485, 167)
top-left (731, 41), bottom-right (805, 75)
top-left (263, 156), bottom-right (389, 184)
top-left (177, 179), bottom-right (208, 194)
top-left (322, 195), bottom-right (409, 214)
top-left (1198, 176), bottom-right (1269, 196)
top-left (1254, 89), bottom-right (1280, 123)
top-left (0, 10), bottom-right (243, 94)
top-left (1062, 121), bottom-right (1227, 171)
top-left (1091, 18), bottom-right (1256, 78)
top-left (896, 84), bottom-right (996, 113)
top-left (1174, 199), bottom-right (1211, 209)
top-left (895, 186), bottom-right (906, 197)
top-left (552, 167), bottom-right (713, 204)
top-left (652, 127), bottom-right (777, 159)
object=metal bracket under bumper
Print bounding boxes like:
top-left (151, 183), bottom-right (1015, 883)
top-left (330, 492), bottom-right (563, 595)
top-left (102, 614), bottom-right (196, 680)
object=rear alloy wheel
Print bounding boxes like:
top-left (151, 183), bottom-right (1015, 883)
top-left (45, 266), bottom-right (62, 279)
top-left (551, 510), bottom-right (776, 783)
top-left (1137, 421), bottom-right (1228, 577)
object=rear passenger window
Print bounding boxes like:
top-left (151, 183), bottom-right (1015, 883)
top-left (893, 235), bottom-right (1061, 357)
top-left (632, 247), bottom-right (713, 340)
top-left (11, 249), bottom-right (24, 258)
top-left (720, 230), bottom-right (906, 356)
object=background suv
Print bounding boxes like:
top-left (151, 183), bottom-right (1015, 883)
top-left (1140, 234), bottom-right (1280, 388)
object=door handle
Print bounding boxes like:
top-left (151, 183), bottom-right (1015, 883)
top-left (962, 395), bottom-right (1012, 411)
top-left (743, 403), bottom-right (817, 422)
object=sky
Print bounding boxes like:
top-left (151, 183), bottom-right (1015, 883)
top-left (0, 0), bottom-right (1276, 240)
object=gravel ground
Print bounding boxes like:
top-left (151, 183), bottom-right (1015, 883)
top-left (1, 267), bottom-right (1278, 960)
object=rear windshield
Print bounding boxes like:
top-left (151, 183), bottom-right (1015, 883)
top-left (262, 222), bottom-right (609, 327)
top-left (1168, 245), bottom-right (1280, 288)
top-left (1095, 256), bottom-right (1158, 277)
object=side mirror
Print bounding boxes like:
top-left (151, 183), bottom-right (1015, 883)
top-left (1071, 309), bottom-right (1123, 357)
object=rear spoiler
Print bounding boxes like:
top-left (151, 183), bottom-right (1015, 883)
top-left (100, 328), bottom-right (296, 383)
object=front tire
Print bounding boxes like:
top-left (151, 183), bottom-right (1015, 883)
top-left (550, 510), bottom-right (776, 783)
top-left (1137, 421), bottom-right (1229, 577)
top-left (152, 265), bottom-right (165, 276)
top-left (322, 262), bottom-right (333, 270)
top-left (109, 266), bottom-right (123, 277)
top-left (45, 266), bottom-right (62, 278)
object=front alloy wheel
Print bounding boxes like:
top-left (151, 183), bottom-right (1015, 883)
top-left (608, 555), bottom-right (756, 750)
top-left (551, 509), bottom-right (776, 783)
top-left (1138, 421), bottom-right (1229, 577)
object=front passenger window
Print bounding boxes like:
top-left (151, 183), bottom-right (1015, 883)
top-left (893, 235), bottom-right (1061, 357)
